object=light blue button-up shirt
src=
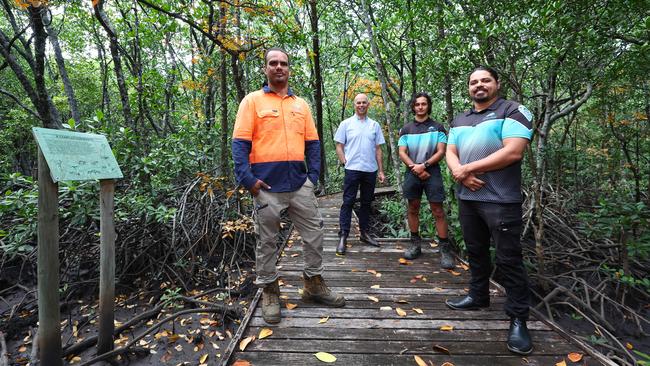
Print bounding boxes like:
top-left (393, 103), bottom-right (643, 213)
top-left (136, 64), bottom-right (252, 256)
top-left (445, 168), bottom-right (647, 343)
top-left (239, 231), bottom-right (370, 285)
top-left (334, 115), bottom-right (386, 172)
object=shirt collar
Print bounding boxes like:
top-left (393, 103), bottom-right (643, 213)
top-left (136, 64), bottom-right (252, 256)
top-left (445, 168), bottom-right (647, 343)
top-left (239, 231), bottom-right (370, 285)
top-left (263, 85), bottom-right (295, 97)
top-left (467, 97), bottom-right (504, 116)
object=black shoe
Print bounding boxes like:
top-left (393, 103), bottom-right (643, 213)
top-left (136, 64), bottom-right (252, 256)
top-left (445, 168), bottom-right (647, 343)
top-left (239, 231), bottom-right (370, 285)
top-left (439, 240), bottom-right (455, 269)
top-left (507, 318), bottom-right (533, 355)
top-left (336, 235), bottom-right (347, 255)
top-left (359, 231), bottom-right (379, 247)
top-left (403, 240), bottom-right (421, 259)
top-left (445, 296), bottom-right (489, 310)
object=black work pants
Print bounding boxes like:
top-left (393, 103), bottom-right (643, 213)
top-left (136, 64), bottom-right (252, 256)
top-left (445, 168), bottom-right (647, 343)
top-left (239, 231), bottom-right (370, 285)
top-left (458, 199), bottom-right (530, 319)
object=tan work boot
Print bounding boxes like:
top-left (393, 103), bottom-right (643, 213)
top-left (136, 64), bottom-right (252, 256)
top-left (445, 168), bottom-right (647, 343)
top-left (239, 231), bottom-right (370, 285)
top-left (261, 280), bottom-right (281, 324)
top-left (302, 274), bottom-right (346, 307)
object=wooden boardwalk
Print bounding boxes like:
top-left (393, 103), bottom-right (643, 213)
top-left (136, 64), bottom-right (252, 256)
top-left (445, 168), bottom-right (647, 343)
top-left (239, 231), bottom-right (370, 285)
top-left (225, 193), bottom-right (603, 365)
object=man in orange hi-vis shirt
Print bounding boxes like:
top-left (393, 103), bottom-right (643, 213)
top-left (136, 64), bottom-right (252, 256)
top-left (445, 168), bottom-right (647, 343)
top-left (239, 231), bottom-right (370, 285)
top-left (232, 48), bottom-right (345, 324)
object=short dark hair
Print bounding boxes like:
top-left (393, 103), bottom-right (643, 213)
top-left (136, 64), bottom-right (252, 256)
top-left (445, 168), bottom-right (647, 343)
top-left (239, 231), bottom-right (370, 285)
top-left (264, 47), bottom-right (290, 65)
top-left (410, 92), bottom-right (432, 115)
top-left (468, 66), bottom-right (499, 84)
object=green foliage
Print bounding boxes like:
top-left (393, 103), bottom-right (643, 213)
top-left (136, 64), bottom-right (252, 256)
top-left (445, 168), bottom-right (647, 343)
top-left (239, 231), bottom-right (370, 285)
top-left (378, 196), bottom-right (408, 238)
top-left (160, 287), bottom-right (183, 308)
top-left (0, 173), bottom-right (37, 256)
top-left (578, 199), bottom-right (650, 260)
top-left (600, 265), bottom-right (650, 292)
top-left (634, 350), bottom-right (650, 366)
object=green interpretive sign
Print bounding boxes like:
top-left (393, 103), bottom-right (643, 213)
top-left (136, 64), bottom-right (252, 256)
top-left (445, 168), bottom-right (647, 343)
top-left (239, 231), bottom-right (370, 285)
top-left (32, 127), bottom-right (123, 182)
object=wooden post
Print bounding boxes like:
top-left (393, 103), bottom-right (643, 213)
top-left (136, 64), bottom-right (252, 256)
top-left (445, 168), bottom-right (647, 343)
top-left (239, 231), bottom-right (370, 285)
top-left (37, 148), bottom-right (62, 366)
top-left (97, 179), bottom-right (116, 354)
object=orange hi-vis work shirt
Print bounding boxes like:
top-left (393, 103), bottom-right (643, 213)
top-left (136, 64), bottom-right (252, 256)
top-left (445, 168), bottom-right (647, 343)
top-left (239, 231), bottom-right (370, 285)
top-left (232, 87), bottom-right (321, 193)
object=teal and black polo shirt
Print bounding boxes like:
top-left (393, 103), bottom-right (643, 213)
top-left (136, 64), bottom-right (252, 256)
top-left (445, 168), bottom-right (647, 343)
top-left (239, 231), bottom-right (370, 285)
top-left (448, 98), bottom-right (533, 203)
top-left (398, 118), bottom-right (447, 173)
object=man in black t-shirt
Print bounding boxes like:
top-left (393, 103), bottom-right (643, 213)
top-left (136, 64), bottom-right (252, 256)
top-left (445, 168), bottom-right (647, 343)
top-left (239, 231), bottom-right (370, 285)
top-left (445, 66), bottom-right (534, 355)
top-left (397, 92), bottom-right (454, 269)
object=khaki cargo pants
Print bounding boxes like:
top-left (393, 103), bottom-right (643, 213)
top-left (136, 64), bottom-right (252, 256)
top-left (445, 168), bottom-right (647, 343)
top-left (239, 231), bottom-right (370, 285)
top-left (253, 179), bottom-right (324, 286)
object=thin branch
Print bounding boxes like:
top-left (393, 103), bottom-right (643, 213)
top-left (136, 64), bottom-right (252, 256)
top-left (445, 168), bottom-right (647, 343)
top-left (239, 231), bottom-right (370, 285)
top-left (0, 88), bottom-right (40, 119)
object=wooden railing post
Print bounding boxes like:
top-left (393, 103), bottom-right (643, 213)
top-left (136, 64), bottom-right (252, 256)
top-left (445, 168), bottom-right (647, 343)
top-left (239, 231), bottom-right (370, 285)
top-left (37, 148), bottom-right (62, 366)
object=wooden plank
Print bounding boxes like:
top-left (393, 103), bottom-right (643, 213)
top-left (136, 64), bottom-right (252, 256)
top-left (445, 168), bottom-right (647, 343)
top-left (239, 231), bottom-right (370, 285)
top-left (252, 307), bottom-right (510, 320)
top-left (243, 339), bottom-right (578, 355)
top-left (244, 326), bottom-right (566, 342)
top-left (248, 317), bottom-right (552, 330)
top-left (97, 179), bottom-right (116, 354)
top-left (229, 352), bottom-right (585, 366)
top-left (37, 148), bottom-right (62, 366)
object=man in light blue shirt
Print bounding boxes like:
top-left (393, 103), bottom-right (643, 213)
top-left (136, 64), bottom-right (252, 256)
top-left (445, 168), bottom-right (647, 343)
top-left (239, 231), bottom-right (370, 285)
top-left (334, 93), bottom-right (386, 255)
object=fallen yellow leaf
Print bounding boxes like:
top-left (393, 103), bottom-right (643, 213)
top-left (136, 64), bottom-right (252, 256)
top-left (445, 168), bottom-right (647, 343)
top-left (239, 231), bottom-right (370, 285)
top-left (258, 328), bottom-right (273, 339)
top-left (367, 296), bottom-right (379, 302)
top-left (414, 355), bottom-right (427, 366)
top-left (371, 285), bottom-right (380, 289)
top-left (567, 353), bottom-right (583, 362)
top-left (412, 308), bottom-right (424, 314)
top-left (199, 354), bottom-right (208, 363)
top-left (18, 346), bottom-right (27, 352)
top-left (555, 361), bottom-right (567, 366)
top-left (286, 303), bottom-right (298, 310)
top-left (314, 351), bottom-right (337, 363)
top-left (319, 316), bottom-right (330, 324)
top-left (626, 342), bottom-right (634, 350)
top-left (396, 308), bottom-right (407, 317)
top-left (441, 362), bottom-right (455, 366)
top-left (399, 258), bottom-right (411, 265)
top-left (367, 269), bottom-right (377, 275)
top-left (239, 336), bottom-right (255, 351)
top-left (380, 306), bottom-right (392, 311)
top-left (448, 270), bottom-right (461, 276)
top-left (440, 325), bottom-right (454, 331)
top-left (395, 299), bottom-right (409, 304)
top-left (459, 263), bottom-right (469, 270)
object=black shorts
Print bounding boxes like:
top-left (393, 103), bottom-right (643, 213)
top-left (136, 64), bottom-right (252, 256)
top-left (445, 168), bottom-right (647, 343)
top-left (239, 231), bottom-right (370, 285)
top-left (402, 169), bottom-right (445, 202)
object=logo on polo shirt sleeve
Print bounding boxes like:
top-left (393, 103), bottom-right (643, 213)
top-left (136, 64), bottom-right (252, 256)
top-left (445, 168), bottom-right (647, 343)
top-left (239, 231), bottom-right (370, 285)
top-left (518, 105), bottom-right (533, 122)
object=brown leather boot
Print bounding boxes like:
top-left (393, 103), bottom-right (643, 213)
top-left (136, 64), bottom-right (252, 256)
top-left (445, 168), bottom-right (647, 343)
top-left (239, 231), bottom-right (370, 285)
top-left (302, 274), bottom-right (345, 307)
top-left (261, 280), bottom-right (281, 324)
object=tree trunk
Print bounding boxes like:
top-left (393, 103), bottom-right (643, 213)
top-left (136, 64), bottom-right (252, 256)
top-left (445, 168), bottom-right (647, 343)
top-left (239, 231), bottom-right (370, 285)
top-left (360, 0), bottom-right (402, 188)
top-left (29, 6), bottom-right (62, 129)
top-left (93, 0), bottom-right (134, 129)
top-left (46, 22), bottom-right (81, 125)
top-left (308, 0), bottom-right (327, 189)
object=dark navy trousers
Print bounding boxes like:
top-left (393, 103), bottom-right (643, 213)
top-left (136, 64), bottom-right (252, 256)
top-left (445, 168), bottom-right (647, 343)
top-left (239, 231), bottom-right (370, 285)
top-left (458, 199), bottom-right (531, 319)
top-left (339, 169), bottom-right (377, 235)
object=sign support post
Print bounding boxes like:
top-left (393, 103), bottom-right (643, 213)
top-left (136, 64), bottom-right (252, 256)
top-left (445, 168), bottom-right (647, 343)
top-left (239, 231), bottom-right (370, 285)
top-left (97, 179), bottom-right (116, 354)
top-left (37, 148), bottom-right (62, 366)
